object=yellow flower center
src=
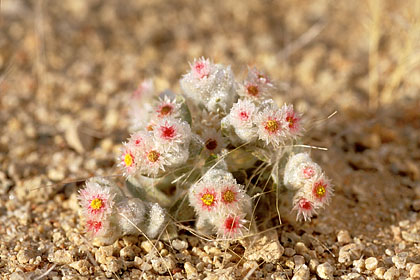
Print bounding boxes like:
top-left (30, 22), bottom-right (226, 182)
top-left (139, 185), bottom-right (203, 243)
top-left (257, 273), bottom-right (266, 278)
top-left (147, 150), bottom-right (160, 163)
top-left (316, 184), bottom-right (326, 197)
top-left (160, 105), bottom-right (172, 115)
top-left (201, 193), bottom-right (215, 206)
top-left (124, 153), bottom-right (133, 167)
top-left (265, 119), bottom-right (279, 133)
top-left (222, 190), bottom-right (235, 203)
top-left (247, 85), bottom-right (259, 96)
top-left (90, 198), bottom-right (103, 210)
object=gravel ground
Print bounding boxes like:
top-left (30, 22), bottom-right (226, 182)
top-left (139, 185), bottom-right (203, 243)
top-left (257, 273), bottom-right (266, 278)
top-left (1, 0), bottom-right (420, 279)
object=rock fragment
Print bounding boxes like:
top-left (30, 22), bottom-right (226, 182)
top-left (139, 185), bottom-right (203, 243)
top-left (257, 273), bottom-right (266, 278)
top-left (365, 257), bottom-right (378, 271)
top-left (69, 260), bottom-right (91, 275)
top-left (337, 230), bottom-right (352, 244)
top-left (410, 264), bottom-right (420, 278)
top-left (291, 264), bottom-right (309, 280)
top-left (316, 262), bottom-right (334, 279)
top-left (185, 261), bottom-right (198, 279)
top-left (243, 230), bottom-right (284, 263)
top-left (338, 243), bottom-right (363, 264)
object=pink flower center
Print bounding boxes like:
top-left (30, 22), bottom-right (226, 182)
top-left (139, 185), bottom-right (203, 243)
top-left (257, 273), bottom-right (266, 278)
top-left (194, 62), bottom-right (209, 78)
top-left (160, 125), bottom-right (176, 140)
top-left (87, 220), bottom-right (102, 233)
top-left (299, 198), bottom-right (312, 210)
top-left (224, 216), bottom-right (240, 232)
top-left (286, 112), bottom-right (298, 130)
top-left (239, 111), bottom-right (249, 121)
top-left (303, 166), bottom-right (315, 178)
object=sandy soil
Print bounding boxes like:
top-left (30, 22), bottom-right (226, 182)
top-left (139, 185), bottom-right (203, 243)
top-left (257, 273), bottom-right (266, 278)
top-left (1, 0), bottom-right (419, 279)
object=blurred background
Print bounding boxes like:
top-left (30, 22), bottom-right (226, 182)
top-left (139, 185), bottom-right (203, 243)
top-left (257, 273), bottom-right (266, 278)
top-left (0, 0), bottom-right (420, 277)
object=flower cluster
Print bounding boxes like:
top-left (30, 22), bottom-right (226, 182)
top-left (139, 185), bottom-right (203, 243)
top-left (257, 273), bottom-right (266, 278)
top-left (188, 169), bottom-right (251, 239)
top-left (78, 177), bottom-right (166, 244)
top-left (284, 153), bottom-right (333, 221)
top-left (78, 58), bottom-right (334, 243)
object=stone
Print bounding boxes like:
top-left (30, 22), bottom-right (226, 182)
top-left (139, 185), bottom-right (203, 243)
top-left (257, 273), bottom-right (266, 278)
top-left (120, 245), bottom-right (140, 260)
top-left (412, 199), bottom-right (420, 211)
top-left (402, 231), bottom-right (420, 243)
top-left (316, 262), bottom-right (334, 279)
top-left (243, 230), bottom-right (284, 263)
top-left (352, 259), bottom-right (364, 273)
top-left (291, 264), bottom-right (309, 280)
top-left (293, 255), bottom-right (305, 269)
top-left (365, 257), bottom-right (378, 271)
top-left (51, 249), bottom-right (73, 265)
top-left (309, 259), bottom-right (319, 272)
top-left (383, 267), bottom-right (399, 280)
top-left (184, 262), bottom-right (198, 279)
top-left (392, 252), bottom-right (407, 269)
top-left (410, 264), bottom-right (420, 278)
top-left (172, 239), bottom-right (188, 251)
top-left (337, 230), bottom-right (352, 244)
top-left (69, 260), bottom-right (91, 276)
top-left (338, 243), bottom-right (363, 264)
top-left (374, 267), bottom-right (386, 278)
top-left (284, 248), bottom-right (296, 257)
top-left (151, 256), bottom-right (175, 274)
top-left (17, 249), bottom-right (35, 264)
top-left (65, 122), bottom-right (94, 154)
top-left (95, 245), bottom-right (114, 264)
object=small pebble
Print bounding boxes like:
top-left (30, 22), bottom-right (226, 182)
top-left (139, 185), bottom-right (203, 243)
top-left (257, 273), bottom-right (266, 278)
top-left (410, 264), bottom-right (420, 278)
top-left (365, 257), bottom-right (378, 271)
top-left (383, 267), bottom-right (399, 280)
top-left (69, 260), bottom-right (91, 276)
top-left (338, 243), bottom-right (363, 264)
top-left (352, 259), bottom-right (364, 273)
top-left (374, 267), bottom-right (386, 279)
top-left (337, 230), bottom-right (352, 244)
top-left (392, 252), bottom-right (407, 269)
top-left (291, 264), bottom-right (309, 280)
top-left (284, 248), bottom-right (296, 257)
top-left (51, 249), bottom-right (73, 265)
top-left (316, 262), bottom-right (334, 279)
top-left (184, 262), bottom-right (198, 279)
top-left (172, 239), bottom-right (188, 251)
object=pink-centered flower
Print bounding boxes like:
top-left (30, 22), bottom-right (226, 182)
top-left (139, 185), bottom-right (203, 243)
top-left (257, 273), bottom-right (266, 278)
top-left (293, 197), bottom-right (316, 222)
top-left (190, 57), bottom-right (212, 79)
top-left (214, 212), bottom-right (247, 239)
top-left (228, 99), bottom-right (257, 128)
top-left (153, 117), bottom-right (192, 151)
top-left (281, 104), bottom-right (302, 137)
top-left (189, 182), bottom-right (219, 215)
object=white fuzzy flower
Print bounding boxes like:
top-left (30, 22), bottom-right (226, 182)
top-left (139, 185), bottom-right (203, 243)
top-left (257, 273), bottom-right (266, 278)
top-left (281, 104), bottom-right (303, 139)
top-left (292, 195), bottom-right (317, 222)
top-left (155, 95), bottom-right (182, 119)
top-left (180, 58), bottom-right (237, 113)
top-left (78, 178), bottom-right (116, 219)
top-left (199, 128), bottom-right (226, 156)
top-left (303, 173), bottom-right (333, 208)
top-left (283, 153), bottom-right (322, 190)
top-left (152, 117), bottom-right (192, 152)
top-left (213, 212), bottom-right (248, 239)
top-left (255, 105), bottom-right (287, 147)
